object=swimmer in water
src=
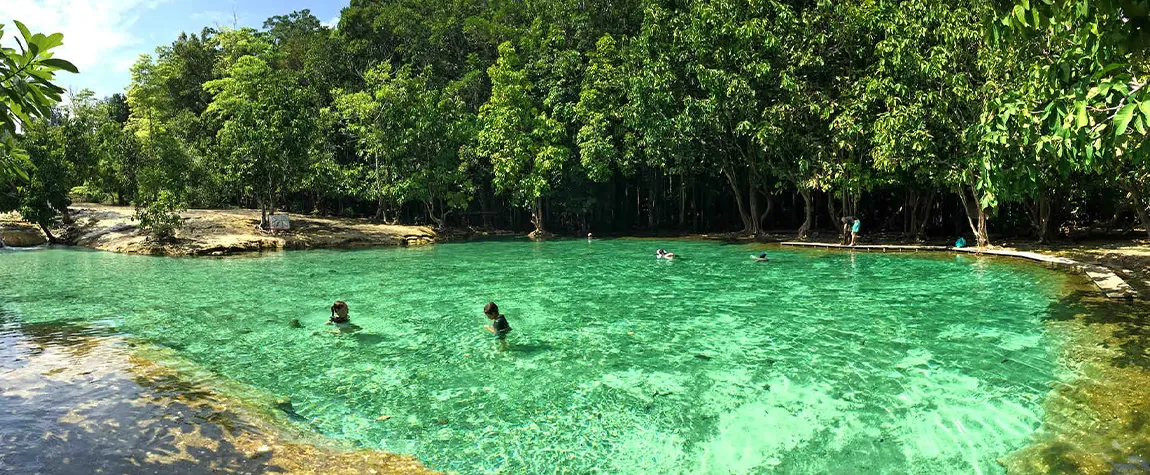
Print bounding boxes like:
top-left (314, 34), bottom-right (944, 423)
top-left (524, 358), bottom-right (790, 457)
top-left (328, 301), bottom-right (350, 325)
top-left (484, 301), bottom-right (512, 351)
top-left (755, 252), bottom-right (769, 263)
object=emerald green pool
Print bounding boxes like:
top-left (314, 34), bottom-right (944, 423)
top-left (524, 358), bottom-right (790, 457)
top-left (0, 241), bottom-right (1071, 474)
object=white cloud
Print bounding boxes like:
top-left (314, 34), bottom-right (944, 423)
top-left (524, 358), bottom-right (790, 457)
top-left (323, 14), bottom-right (340, 29)
top-left (2, 0), bottom-right (167, 94)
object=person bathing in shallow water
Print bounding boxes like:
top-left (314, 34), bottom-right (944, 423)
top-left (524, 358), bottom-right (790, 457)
top-left (484, 301), bottom-right (512, 351)
top-left (328, 301), bottom-right (350, 325)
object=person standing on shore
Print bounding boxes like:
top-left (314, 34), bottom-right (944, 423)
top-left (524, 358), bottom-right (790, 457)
top-left (841, 217), bottom-right (861, 246)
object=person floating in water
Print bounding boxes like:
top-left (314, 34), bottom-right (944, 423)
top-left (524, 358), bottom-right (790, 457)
top-left (484, 301), bottom-right (512, 351)
top-left (656, 249), bottom-right (676, 259)
top-left (841, 216), bottom-right (861, 246)
top-left (328, 301), bottom-right (350, 325)
top-left (755, 252), bottom-right (769, 263)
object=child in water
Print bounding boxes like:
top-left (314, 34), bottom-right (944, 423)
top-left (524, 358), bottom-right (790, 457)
top-left (328, 301), bottom-right (350, 325)
top-left (484, 301), bottom-right (512, 351)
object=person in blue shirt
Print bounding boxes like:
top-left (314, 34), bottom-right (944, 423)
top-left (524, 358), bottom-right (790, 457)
top-left (484, 301), bottom-right (512, 351)
top-left (841, 216), bottom-right (861, 246)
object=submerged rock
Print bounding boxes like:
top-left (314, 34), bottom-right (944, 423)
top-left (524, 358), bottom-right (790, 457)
top-left (275, 397), bottom-right (295, 414)
top-left (288, 319), bottom-right (302, 328)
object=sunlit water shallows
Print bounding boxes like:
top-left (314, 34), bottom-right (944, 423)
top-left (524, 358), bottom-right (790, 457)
top-left (0, 241), bottom-right (1072, 474)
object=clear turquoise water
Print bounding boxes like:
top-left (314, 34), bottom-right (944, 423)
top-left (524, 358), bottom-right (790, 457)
top-left (0, 241), bottom-right (1070, 474)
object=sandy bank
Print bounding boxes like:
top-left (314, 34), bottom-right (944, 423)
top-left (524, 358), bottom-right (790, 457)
top-left (36, 204), bottom-right (437, 256)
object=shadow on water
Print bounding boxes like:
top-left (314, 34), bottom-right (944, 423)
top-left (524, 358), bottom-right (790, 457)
top-left (1005, 291), bottom-right (1150, 473)
top-left (351, 332), bottom-right (385, 345)
top-left (0, 320), bottom-right (288, 474)
top-left (1042, 290), bottom-right (1150, 371)
top-left (0, 317), bottom-right (440, 474)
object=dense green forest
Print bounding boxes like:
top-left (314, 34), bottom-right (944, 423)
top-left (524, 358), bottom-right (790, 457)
top-left (2, 0), bottom-right (1149, 245)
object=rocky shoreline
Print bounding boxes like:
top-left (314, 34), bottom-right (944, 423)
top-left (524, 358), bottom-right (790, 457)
top-left (3, 205), bottom-right (437, 257)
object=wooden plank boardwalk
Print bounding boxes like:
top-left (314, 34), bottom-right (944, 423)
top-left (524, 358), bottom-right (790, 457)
top-left (780, 242), bottom-right (1139, 300)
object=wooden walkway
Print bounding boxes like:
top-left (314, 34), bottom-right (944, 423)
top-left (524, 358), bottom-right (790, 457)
top-left (781, 242), bottom-right (1139, 300)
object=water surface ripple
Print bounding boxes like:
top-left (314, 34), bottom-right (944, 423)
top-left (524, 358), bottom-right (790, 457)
top-left (0, 241), bottom-right (1070, 474)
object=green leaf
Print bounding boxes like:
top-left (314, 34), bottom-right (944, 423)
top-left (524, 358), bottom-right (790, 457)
top-left (1076, 101), bottom-right (1087, 129)
top-left (1014, 5), bottom-right (1029, 27)
top-left (12, 20), bottom-right (32, 45)
top-left (1115, 103), bottom-right (1136, 136)
top-left (42, 32), bottom-right (63, 50)
top-left (40, 58), bottom-right (78, 74)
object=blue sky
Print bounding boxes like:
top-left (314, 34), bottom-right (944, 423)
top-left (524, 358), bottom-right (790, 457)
top-left (2, 0), bottom-right (346, 97)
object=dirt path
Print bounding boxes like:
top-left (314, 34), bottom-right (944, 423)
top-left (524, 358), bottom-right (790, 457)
top-left (48, 204), bottom-right (436, 256)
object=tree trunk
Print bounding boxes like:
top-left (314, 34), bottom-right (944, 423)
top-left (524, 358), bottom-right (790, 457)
top-left (259, 197), bottom-right (269, 230)
top-left (958, 184), bottom-right (990, 247)
top-left (1036, 190), bottom-right (1051, 243)
top-left (425, 200), bottom-right (443, 228)
top-left (375, 195), bottom-right (388, 223)
top-left (749, 187), bottom-right (762, 235)
top-left (653, 167), bottom-right (662, 227)
top-left (904, 190), bottom-right (913, 235)
top-left (679, 174), bottom-right (687, 229)
top-left (39, 223), bottom-right (58, 244)
top-left (529, 198), bottom-right (546, 237)
top-left (480, 181), bottom-right (492, 229)
top-left (723, 168), bottom-right (752, 234)
top-left (915, 190), bottom-right (934, 241)
top-left (1126, 182), bottom-right (1150, 240)
top-left (797, 188), bottom-right (813, 240)
top-left (827, 190), bottom-right (838, 224)
top-left (758, 193), bottom-right (774, 233)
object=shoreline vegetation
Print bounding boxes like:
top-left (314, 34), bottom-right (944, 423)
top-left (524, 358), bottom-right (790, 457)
top-left (3, 206), bottom-right (1146, 299)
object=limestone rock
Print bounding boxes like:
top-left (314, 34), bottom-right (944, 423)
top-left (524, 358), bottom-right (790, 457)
top-left (0, 224), bottom-right (47, 247)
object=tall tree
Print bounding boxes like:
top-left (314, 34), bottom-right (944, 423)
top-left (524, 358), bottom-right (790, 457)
top-left (477, 42), bottom-right (569, 236)
top-left (205, 55), bottom-right (320, 229)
